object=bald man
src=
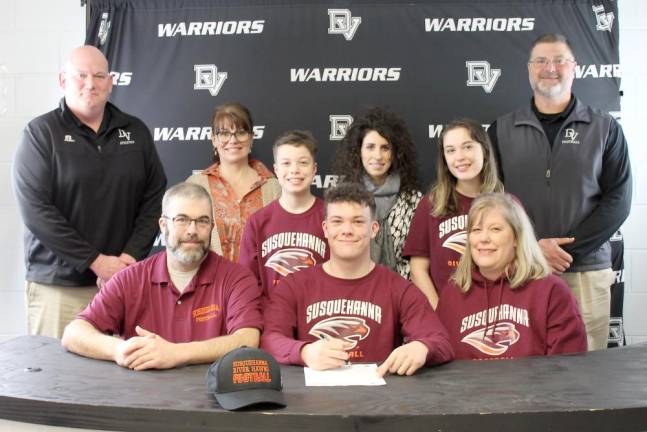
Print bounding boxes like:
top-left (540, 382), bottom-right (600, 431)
top-left (13, 45), bottom-right (167, 338)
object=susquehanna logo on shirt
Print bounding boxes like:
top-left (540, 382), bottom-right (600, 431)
top-left (459, 304), bottom-right (530, 356)
top-left (439, 215), bottom-right (468, 255)
top-left (462, 322), bottom-right (520, 356)
top-left (261, 232), bottom-right (327, 276)
top-left (265, 248), bottom-right (316, 277)
top-left (309, 316), bottom-right (370, 348)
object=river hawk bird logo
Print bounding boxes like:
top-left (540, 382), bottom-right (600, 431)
top-left (265, 248), bottom-right (316, 276)
top-left (461, 322), bottom-right (520, 356)
top-left (442, 230), bottom-right (467, 255)
top-left (309, 316), bottom-right (370, 348)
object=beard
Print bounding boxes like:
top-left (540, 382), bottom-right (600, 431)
top-left (165, 231), bottom-right (209, 266)
top-left (530, 73), bottom-right (572, 99)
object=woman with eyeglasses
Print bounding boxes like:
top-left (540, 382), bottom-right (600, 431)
top-left (187, 102), bottom-right (280, 262)
top-left (333, 107), bottom-right (422, 279)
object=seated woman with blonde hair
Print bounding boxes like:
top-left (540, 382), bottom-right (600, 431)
top-left (437, 193), bottom-right (587, 360)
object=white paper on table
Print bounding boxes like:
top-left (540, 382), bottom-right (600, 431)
top-left (304, 363), bottom-right (387, 386)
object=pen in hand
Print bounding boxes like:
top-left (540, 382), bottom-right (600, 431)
top-left (319, 333), bottom-right (351, 366)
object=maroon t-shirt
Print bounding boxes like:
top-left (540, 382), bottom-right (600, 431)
top-left (437, 272), bottom-right (587, 360)
top-left (239, 198), bottom-right (329, 299)
top-left (78, 251), bottom-right (263, 342)
top-left (261, 264), bottom-right (453, 366)
top-left (402, 193), bottom-right (473, 293)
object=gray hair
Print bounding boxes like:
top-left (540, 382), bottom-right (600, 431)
top-left (529, 33), bottom-right (575, 60)
top-left (162, 182), bottom-right (213, 216)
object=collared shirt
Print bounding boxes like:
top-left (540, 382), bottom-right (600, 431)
top-left (78, 251), bottom-right (263, 342)
top-left (203, 159), bottom-right (276, 262)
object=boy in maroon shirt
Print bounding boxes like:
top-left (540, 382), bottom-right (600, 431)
top-left (61, 183), bottom-right (263, 370)
top-left (239, 131), bottom-right (328, 299)
top-left (261, 183), bottom-right (453, 376)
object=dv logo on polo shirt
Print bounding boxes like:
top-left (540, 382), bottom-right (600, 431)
top-left (562, 128), bottom-right (580, 145)
top-left (118, 128), bottom-right (135, 145)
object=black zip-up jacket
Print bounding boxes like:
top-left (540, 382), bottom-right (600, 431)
top-left (489, 97), bottom-right (632, 272)
top-left (12, 99), bottom-right (167, 286)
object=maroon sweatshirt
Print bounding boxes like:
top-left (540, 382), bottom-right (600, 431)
top-left (261, 264), bottom-right (454, 366)
top-left (437, 271), bottom-right (587, 360)
top-left (402, 193), bottom-right (472, 294)
top-left (239, 198), bottom-right (329, 299)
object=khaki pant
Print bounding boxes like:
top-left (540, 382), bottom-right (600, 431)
top-left (560, 268), bottom-right (614, 351)
top-left (26, 281), bottom-right (99, 339)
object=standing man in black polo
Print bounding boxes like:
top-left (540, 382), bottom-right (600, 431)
top-left (13, 45), bottom-right (167, 338)
top-left (489, 33), bottom-right (632, 351)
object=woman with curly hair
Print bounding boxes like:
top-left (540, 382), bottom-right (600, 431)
top-left (402, 119), bottom-right (503, 308)
top-left (333, 107), bottom-right (422, 278)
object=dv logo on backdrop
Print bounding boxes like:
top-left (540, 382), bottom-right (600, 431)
top-left (592, 4), bottom-right (614, 31)
top-left (329, 115), bottom-right (353, 140)
top-left (97, 12), bottom-right (111, 46)
top-left (608, 317), bottom-right (624, 345)
top-left (466, 61), bottom-right (501, 94)
top-left (328, 9), bottom-right (361, 41)
top-left (194, 65), bottom-right (227, 96)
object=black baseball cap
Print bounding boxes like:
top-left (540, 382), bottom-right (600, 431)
top-left (206, 347), bottom-right (286, 411)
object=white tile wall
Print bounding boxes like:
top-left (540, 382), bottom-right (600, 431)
top-left (619, 0), bottom-right (647, 341)
top-left (0, 206), bottom-right (24, 280)
top-left (14, 75), bottom-right (63, 117)
top-left (0, 73), bottom-right (15, 119)
top-left (629, 251), bottom-right (647, 294)
top-left (0, 0), bottom-right (85, 343)
top-left (0, 120), bottom-right (23, 161)
top-left (0, 1), bottom-right (645, 344)
top-left (0, 290), bottom-right (27, 341)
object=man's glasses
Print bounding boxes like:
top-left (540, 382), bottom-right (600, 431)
top-left (214, 130), bottom-right (251, 142)
top-left (528, 57), bottom-right (575, 68)
top-left (162, 215), bottom-right (212, 229)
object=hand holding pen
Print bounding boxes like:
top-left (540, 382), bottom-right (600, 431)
top-left (300, 333), bottom-right (354, 370)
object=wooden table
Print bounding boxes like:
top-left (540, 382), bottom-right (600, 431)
top-left (2, 336), bottom-right (647, 431)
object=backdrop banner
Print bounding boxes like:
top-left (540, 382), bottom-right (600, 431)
top-left (85, 0), bottom-right (624, 344)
